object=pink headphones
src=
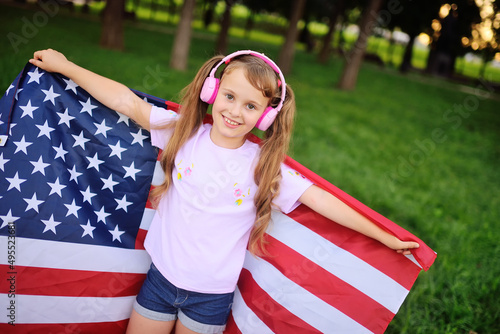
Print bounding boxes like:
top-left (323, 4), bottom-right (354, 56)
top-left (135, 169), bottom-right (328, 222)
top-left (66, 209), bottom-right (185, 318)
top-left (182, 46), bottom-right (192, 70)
top-left (199, 50), bottom-right (287, 131)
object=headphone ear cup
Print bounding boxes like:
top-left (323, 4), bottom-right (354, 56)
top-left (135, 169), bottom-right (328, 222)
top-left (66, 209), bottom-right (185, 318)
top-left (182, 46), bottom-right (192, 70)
top-left (200, 77), bottom-right (220, 104)
top-left (256, 107), bottom-right (278, 131)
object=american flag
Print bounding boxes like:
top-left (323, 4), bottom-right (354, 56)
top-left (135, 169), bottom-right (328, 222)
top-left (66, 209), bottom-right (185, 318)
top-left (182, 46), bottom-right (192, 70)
top-left (0, 64), bottom-right (436, 333)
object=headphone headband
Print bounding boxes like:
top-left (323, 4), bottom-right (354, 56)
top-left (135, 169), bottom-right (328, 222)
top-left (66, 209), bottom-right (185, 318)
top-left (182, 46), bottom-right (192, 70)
top-left (208, 50), bottom-right (287, 112)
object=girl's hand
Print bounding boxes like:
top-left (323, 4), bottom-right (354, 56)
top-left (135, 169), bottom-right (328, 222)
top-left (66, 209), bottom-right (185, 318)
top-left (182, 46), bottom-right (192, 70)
top-left (385, 236), bottom-right (420, 255)
top-left (29, 49), bottom-right (70, 73)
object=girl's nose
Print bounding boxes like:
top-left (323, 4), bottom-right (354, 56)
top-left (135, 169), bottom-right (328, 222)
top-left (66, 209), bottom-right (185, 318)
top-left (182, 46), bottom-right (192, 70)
top-left (228, 104), bottom-right (242, 117)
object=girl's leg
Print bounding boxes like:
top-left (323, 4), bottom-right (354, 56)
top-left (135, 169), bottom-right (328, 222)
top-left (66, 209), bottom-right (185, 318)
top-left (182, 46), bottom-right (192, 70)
top-left (126, 309), bottom-right (176, 334)
top-left (174, 320), bottom-right (202, 334)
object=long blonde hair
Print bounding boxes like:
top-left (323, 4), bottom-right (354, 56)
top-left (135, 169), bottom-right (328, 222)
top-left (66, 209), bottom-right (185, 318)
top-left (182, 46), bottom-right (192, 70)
top-left (151, 53), bottom-right (296, 256)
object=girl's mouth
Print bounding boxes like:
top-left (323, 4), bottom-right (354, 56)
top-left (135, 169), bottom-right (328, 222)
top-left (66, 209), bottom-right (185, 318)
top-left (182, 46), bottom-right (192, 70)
top-left (223, 115), bottom-right (241, 127)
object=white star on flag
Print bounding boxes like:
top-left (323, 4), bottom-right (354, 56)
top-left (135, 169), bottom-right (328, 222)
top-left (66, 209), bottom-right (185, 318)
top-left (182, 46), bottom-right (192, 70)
top-left (24, 193), bottom-right (44, 213)
top-left (26, 67), bottom-right (44, 84)
top-left (80, 186), bottom-right (97, 204)
top-left (53, 143), bottom-right (68, 161)
top-left (8, 122), bottom-right (17, 136)
top-left (109, 140), bottom-right (126, 159)
top-left (124, 162), bottom-right (140, 180)
top-left (101, 174), bottom-right (118, 192)
top-left (41, 214), bottom-right (62, 234)
top-left (117, 113), bottom-right (130, 125)
top-left (94, 119), bottom-right (112, 137)
top-left (131, 129), bottom-right (147, 146)
top-left (0, 153), bottom-right (8, 171)
top-left (20, 100), bottom-right (38, 118)
top-left (15, 88), bottom-right (23, 100)
top-left (115, 195), bottom-right (132, 212)
top-left (68, 165), bottom-right (83, 183)
top-left (0, 209), bottom-right (20, 229)
top-left (48, 178), bottom-right (66, 197)
top-left (64, 199), bottom-right (80, 218)
top-left (95, 206), bottom-right (111, 224)
top-left (42, 85), bottom-right (61, 105)
top-left (72, 131), bottom-right (90, 150)
top-left (13, 136), bottom-right (32, 154)
top-left (63, 77), bottom-right (78, 94)
top-left (36, 120), bottom-right (55, 138)
top-left (6, 172), bottom-right (27, 191)
top-left (80, 220), bottom-right (96, 238)
top-left (6, 84), bottom-right (14, 95)
top-left (30, 156), bottom-right (50, 175)
top-left (86, 152), bottom-right (104, 171)
top-left (57, 108), bottom-right (74, 127)
top-left (80, 97), bottom-right (97, 115)
top-left (109, 224), bottom-right (125, 242)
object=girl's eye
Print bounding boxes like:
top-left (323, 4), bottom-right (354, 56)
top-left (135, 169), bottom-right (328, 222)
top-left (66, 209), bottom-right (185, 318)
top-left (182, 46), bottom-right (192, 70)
top-left (247, 104), bottom-right (256, 110)
top-left (225, 94), bottom-right (234, 101)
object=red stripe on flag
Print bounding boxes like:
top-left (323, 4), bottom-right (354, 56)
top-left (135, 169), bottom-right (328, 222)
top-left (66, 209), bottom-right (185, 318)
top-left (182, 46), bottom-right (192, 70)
top-left (0, 265), bottom-right (145, 297)
top-left (262, 235), bottom-right (396, 334)
top-left (238, 268), bottom-right (322, 334)
top-left (165, 100), bottom-right (180, 112)
top-left (224, 314), bottom-right (243, 334)
top-left (287, 205), bottom-right (421, 290)
top-left (0, 319), bottom-right (129, 334)
top-left (135, 228), bottom-right (147, 250)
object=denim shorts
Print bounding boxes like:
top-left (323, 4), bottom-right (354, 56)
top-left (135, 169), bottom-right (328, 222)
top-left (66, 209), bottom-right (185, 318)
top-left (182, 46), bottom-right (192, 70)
top-left (134, 263), bottom-right (234, 334)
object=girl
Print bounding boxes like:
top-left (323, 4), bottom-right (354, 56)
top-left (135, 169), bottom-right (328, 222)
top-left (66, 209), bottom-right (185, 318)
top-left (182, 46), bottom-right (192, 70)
top-left (29, 49), bottom-right (419, 334)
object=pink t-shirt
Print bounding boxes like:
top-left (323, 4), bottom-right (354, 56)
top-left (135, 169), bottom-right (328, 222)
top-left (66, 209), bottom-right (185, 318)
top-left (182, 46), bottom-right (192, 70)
top-left (145, 106), bottom-right (313, 293)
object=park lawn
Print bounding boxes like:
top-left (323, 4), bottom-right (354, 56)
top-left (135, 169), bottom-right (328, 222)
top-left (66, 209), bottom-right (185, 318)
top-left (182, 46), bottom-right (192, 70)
top-left (1, 4), bottom-right (499, 333)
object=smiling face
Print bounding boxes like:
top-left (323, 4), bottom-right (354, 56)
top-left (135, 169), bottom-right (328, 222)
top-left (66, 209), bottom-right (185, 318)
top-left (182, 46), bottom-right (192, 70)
top-left (210, 67), bottom-right (270, 149)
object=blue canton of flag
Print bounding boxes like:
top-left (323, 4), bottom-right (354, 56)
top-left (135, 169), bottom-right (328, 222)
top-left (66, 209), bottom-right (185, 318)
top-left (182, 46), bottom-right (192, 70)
top-left (0, 63), bottom-right (159, 249)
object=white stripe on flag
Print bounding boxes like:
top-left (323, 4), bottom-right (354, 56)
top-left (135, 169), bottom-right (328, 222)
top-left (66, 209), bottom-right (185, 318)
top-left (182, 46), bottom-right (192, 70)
top-left (0, 293), bottom-right (135, 324)
top-left (268, 211), bottom-right (409, 314)
top-left (231, 287), bottom-right (274, 334)
top-left (405, 253), bottom-right (422, 268)
top-left (243, 253), bottom-right (372, 334)
top-left (140, 207), bottom-right (155, 230)
top-left (0, 236), bottom-right (151, 273)
top-left (152, 160), bottom-right (163, 186)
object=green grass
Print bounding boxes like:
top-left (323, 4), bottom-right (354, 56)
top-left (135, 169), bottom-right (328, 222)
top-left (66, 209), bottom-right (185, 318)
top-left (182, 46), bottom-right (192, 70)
top-left (1, 4), bottom-right (500, 333)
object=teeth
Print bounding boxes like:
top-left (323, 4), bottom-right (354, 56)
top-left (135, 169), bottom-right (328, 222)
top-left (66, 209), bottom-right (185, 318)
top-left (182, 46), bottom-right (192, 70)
top-left (224, 116), bottom-right (239, 126)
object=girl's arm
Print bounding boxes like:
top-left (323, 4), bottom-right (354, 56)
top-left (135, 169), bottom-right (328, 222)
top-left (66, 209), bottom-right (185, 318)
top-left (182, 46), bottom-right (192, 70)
top-left (29, 49), bottom-right (152, 130)
top-left (299, 185), bottom-right (419, 255)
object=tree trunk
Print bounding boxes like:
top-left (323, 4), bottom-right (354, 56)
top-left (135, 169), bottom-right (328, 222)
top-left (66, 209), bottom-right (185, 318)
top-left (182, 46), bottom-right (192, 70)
top-left (203, 0), bottom-right (217, 28)
top-left (278, 0), bottom-right (307, 76)
top-left (100, 0), bottom-right (125, 51)
top-left (337, 0), bottom-right (384, 90)
top-left (318, 0), bottom-right (344, 64)
top-left (215, 0), bottom-right (234, 55)
top-left (399, 32), bottom-right (416, 73)
top-left (170, 0), bottom-right (196, 71)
